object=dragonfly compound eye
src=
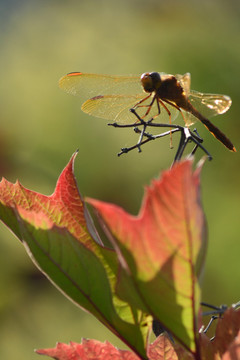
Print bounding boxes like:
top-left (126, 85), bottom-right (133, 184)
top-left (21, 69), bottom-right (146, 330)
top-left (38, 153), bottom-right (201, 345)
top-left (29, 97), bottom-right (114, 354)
top-left (141, 72), bottom-right (161, 93)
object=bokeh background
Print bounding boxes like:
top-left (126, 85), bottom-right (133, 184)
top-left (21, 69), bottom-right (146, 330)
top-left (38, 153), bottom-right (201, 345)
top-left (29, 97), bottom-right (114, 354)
top-left (0, 0), bottom-right (239, 358)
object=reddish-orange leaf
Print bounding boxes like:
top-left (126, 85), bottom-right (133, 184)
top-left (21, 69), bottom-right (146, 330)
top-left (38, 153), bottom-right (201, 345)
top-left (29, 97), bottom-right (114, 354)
top-left (36, 339), bottom-right (141, 360)
top-left (0, 151), bottom-right (101, 247)
top-left (88, 160), bottom-right (207, 354)
top-left (212, 307), bottom-right (240, 359)
top-left (36, 335), bottom-right (205, 360)
top-left (196, 308), bottom-right (240, 360)
top-left (148, 335), bottom-right (179, 360)
top-left (222, 330), bottom-right (240, 360)
top-left (36, 336), bottom-right (183, 360)
top-left (198, 333), bottom-right (214, 360)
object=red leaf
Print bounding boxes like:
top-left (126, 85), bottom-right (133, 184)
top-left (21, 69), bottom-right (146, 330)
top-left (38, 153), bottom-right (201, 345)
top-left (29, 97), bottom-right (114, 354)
top-left (36, 339), bottom-right (141, 360)
top-left (37, 336), bottom-right (182, 360)
top-left (195, 308), bottom-right (240, 360)
top-left (212, 307), bottom-right (240, 359)
top-left (36, 335), bottom-right (201, 360)
top-left (222, 330), bottom-right (240, 360)
top-left (148, 335), bottom-right (179, 360)
top-left (0, 151), bottom-right (101, 246)
top-left (88, 160), bottom-right (207, 354)
top-left (198, 333), bottom-right (214, 360)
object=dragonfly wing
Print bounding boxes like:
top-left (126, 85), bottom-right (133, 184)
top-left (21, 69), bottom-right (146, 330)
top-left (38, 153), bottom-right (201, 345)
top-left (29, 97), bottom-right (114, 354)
top-left (180, 110), bottom-right (196, 126)
top-left (81, 94), bottom-right (147, 123)
top-left (82, 94), bottom-right (182, 124)
top-left (189, 90), bottom-right (232, 118)
top-left (175, 73), bottom-right (191, 97)
top-left (165, 73), bottom-right (193, 125)
top-left (59, 72), bottom-right (142, 102)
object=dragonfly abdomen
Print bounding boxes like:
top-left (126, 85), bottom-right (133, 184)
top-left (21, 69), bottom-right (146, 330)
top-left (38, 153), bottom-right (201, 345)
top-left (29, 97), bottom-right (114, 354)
top-left (186, 101), bottom-right (236, 152)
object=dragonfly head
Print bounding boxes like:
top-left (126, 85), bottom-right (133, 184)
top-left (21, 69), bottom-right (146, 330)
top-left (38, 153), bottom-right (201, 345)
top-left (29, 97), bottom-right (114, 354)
top-left (141, 72), bottom-right (161, 93)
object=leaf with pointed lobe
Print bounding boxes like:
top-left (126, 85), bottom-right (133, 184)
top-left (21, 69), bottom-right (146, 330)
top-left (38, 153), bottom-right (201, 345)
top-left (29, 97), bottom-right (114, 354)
top-left (36, 335), bottom-right (185, 360)
top-left (88, 160), bottom-right (207, 354)
top-left (0, 152), bottom-right (151, 359)
top-left (36, 339), bottom-right (141, 360)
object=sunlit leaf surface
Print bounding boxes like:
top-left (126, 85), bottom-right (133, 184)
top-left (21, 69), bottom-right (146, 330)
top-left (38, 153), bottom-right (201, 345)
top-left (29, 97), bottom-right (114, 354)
top-left (88, 160), bottom-right (207, 354)
top-left (0, 152), bottom-right (151, 359)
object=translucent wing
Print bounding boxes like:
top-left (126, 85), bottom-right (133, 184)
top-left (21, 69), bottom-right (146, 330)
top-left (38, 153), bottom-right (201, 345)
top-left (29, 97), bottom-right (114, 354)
top-left (82, 94), bottom-right (146, 123)
top-left (189, 90), bottom-right (232, 118)
top-left (82, 94), bottom-right (180, 124)
top-left (175, 73), bottom-right (191, 97)
top-left (172, 73), bottom-right (195, 125)
top-left (59, 72), bottom-right (143, 102)
top-left (175, 73), bottom-right (232, 125)
top-left (61, 71), bottom-right (229, 126)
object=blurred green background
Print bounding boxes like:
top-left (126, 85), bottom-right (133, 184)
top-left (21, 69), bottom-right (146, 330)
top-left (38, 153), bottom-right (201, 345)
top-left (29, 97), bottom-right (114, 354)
top-left (0, 0), bottom-right (239, 358)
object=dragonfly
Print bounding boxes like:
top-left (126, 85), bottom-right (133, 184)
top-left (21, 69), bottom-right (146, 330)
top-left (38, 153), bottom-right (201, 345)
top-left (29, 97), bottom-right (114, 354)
top-left (59, 71), bottom-right (236, 152)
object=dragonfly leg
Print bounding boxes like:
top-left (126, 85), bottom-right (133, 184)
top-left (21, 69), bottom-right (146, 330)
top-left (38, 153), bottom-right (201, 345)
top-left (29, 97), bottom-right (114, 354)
top-left (132, 94), bottom-right (158, 119)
